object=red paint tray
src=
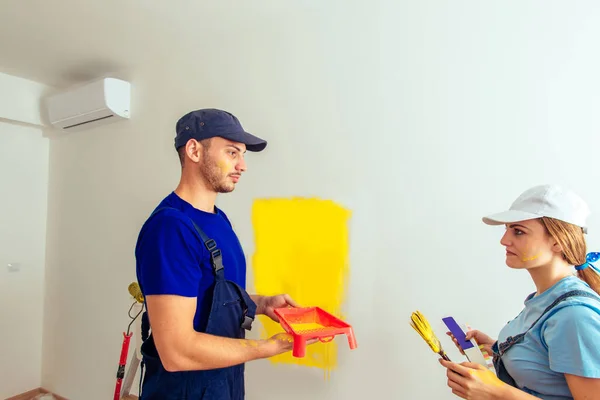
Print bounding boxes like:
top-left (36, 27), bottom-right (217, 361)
top-left (274, 306), bottom-right (357, 357)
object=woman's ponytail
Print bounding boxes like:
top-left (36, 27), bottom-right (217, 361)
top-left (541, 217), bottom-right (600, 296)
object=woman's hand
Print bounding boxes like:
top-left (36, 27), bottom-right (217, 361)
top-left (439, 358), bottom-right (507, 399)
top-left (446, 329), bottom-right (496, 356)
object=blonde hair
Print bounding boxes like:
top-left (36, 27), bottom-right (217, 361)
top-left (540, 217), bottom-right (600, 296)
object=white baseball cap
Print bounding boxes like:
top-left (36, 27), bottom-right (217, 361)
top-left (482, 184), bottom-right (590, 233)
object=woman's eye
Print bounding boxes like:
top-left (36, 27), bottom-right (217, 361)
top-left (515, 229), bottom-right (524, 235)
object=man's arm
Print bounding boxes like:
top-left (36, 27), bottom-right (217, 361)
top-left (147, 294), bottom-right (291, 372)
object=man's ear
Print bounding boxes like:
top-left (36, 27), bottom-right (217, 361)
top-left (186, 139), bottom-right (202, 163)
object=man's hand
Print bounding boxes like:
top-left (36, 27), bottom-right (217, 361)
top-left (252, 294), bottom-right (299, 322)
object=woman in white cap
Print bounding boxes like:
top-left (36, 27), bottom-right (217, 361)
top-left (440, 184), bottom-right (600, 399)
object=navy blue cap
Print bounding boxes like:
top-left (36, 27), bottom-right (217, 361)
top-left (174, 108), bottom-right (267, 152)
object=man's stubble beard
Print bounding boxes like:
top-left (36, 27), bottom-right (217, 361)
top-left (200, 151), bottom-right (234, 194)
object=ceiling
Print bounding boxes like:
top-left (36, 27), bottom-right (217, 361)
top-left (0, 0), bottom-right (292, 88)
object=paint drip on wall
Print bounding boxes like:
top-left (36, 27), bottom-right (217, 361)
top-left (251, 197), bottom-right (351, 379)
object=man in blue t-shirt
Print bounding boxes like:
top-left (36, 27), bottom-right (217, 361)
top-left (135, 108), bottom-right (305, 400)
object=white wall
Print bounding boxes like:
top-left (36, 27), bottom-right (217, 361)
top-left (38, 2), bottom-right (600, 400)
top-left (0, 72), bottom-right (48, 126)
top-left (0, 120), bottom-right (49, 398)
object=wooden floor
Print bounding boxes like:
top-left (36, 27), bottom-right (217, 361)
top-left (5, 388), bottom-right (67, 400)
top-left (5, 388), bottom-right (138, 400)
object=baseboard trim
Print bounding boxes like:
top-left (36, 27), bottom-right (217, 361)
top-left (5, 388), bottom-right (43, 400)
top-left (5, 387), bottom-right (68, 400)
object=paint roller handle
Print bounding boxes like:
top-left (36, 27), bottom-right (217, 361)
top-left (114, 332), bottom-right (133, 400)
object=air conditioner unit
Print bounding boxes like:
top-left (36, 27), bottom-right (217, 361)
top-left (46, 77), bottom-right (131, 130)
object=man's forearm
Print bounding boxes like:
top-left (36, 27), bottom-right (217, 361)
top-left (146, 294), bottom-right (280, 372)
top-left (158, 330), bottom-right (274, 372)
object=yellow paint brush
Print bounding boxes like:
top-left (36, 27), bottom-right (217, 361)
top-left (410, 310), bottom-right (451, 361)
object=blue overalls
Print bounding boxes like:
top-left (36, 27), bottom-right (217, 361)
top-left (492, 290), bottom-right (599, 388)
top-left (138, 207), bottom-right (257, 400)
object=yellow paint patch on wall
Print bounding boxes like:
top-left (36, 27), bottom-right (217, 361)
top-left (251, 197), bottom-right (351, 377)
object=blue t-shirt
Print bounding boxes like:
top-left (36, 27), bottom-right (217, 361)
top-left (135, 192), bottom-right (247, 332)
top-left (498, 275), bottom-right (600, 399)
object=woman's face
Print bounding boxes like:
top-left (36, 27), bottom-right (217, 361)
top-left (500, 219), bottom-right (559, 269)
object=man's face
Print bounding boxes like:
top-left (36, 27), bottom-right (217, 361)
top-left (199, 137), bottom-right (247, 193)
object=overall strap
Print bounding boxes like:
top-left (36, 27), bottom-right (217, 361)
top-left (498, 289), bottom-right (600, 355)
top-left (524, 290), bottom-right (599, 334)
top-left (150, 206), bottom-right (224, 275)
top-left (189, 219), bottom-right (224, 275)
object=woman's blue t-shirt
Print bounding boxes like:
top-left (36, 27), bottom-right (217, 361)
top-left (498, 275), bottom-right (600, 399)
